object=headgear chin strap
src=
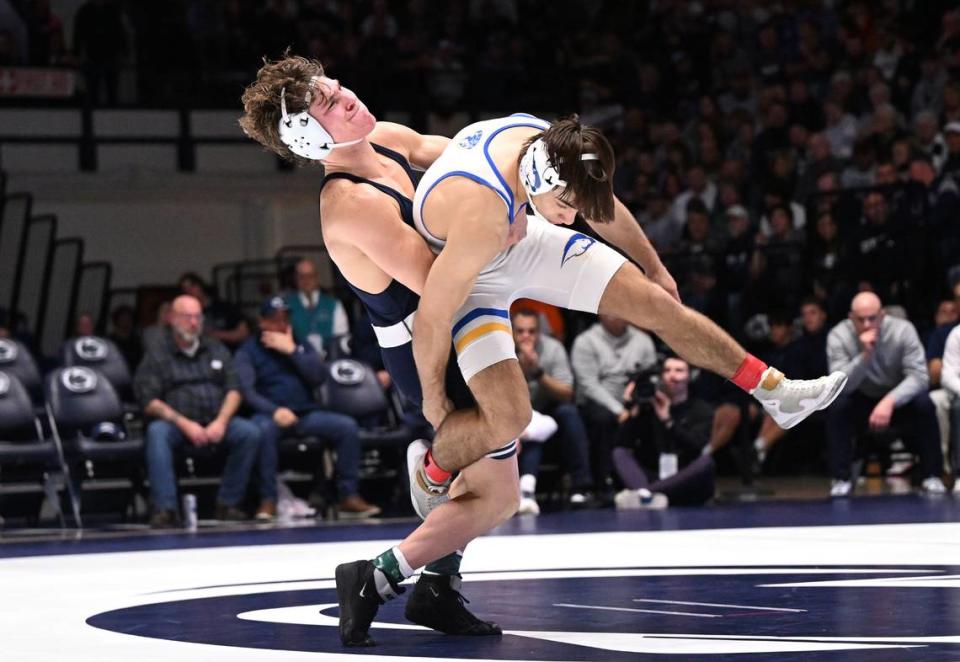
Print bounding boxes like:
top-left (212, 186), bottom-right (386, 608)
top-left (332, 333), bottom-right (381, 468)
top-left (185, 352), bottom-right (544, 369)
top-left (278, 77), bottom-right (361, 161)
top-left (518, 137), bottom-right (599, 217)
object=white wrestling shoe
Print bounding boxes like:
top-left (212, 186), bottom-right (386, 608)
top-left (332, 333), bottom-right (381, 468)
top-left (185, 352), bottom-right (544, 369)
top-left (753, 369), bottom-right (848, 430)
top-left (830, 479), bottom-right (853, 498)
top-left (921, 476), bottom-right (947, 495)
top-left (614, 488), bottom-right (669, 510)
top-left (517, 494), bottom-right (540, 516)
top-left (407, 439), bottom-right (452, 520)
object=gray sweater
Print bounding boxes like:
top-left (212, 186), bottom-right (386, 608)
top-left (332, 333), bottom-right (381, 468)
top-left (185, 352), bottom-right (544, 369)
top-left (571, 323), bottom-right (657, 416)
top-left (826, 316), bottom-right (929, 406)
top-left (528, 334), bottom-right (574, 411)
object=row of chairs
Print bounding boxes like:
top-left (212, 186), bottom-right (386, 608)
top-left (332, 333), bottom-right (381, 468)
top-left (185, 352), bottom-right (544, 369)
top-left (0, 365), bottom-right (138, 528)
top-left (0, 335), bottom-right (419, 528)
top-left (0, 335), bottom-right (133, 406)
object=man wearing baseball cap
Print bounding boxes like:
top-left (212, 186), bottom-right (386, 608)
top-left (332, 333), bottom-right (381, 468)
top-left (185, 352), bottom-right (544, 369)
top-left (941, 121), bottom-right (960, 175)
top-left (235, 295), bottom-right (380, 519)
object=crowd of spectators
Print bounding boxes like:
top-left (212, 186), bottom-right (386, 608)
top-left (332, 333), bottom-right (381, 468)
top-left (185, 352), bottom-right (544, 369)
top-left (5, 1), bottom-right (960, 519)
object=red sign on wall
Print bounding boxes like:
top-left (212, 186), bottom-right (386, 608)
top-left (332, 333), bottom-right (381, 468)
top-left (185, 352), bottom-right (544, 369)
top-left (0, 68), bottom-right (76, 98)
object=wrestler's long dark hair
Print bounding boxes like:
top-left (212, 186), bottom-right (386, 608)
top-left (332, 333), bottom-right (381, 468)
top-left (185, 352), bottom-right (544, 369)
top-left (520, 115), bottom-right (616, 222)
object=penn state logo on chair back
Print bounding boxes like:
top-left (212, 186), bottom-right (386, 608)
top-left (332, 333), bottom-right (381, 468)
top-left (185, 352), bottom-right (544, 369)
top-left (61, 366), bottom-right (98, 394)
top-left (75, 336), bottom-right (108, 361)
top-left (0, 338), bottom-right (17, 364)
top-left (329, 359), bottom-right (366, 385)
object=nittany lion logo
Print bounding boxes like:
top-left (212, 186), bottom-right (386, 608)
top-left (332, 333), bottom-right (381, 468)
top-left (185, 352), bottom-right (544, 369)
top-left (560, 233), bottom-right (596, 267)
top-left (0, 371), bottom-right (10, 396)
top-left (458, 129), bottom-right (483, 149)
top-left (61, 366), bottom-right (97, 393)
top-left (86, 565), bottom-right (960, 659)
top-left (0, 338), bottom-right (17, 363)
top-left (75, 336), bottom-right (108, 361)
top-left (330, 359), bottom-right (365, 385)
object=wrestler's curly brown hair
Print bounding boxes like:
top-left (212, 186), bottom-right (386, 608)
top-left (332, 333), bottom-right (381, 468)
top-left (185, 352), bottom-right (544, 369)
top-left (239, 51), bottom-right (328, 166)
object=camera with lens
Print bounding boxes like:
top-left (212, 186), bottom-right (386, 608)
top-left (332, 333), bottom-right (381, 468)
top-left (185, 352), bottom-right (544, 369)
top-left (628, 365), bottom-right (661, 404)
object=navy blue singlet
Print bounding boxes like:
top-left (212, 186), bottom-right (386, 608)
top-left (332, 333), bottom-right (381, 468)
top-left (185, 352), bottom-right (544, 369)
top-left (320, 144), bottom-right (471, 409)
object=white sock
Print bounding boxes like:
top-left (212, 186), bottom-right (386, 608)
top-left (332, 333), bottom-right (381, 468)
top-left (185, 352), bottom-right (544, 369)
top-left (372, 546), bottom-right (415, 600)
top-left (754, 437), bottom-right (767, 462)
top-left (393, 546), bottom-right (414, 577)
top-left (520, 473), bottom-right (537, 496)
top-left (523, 410), bottom-right (558, 442)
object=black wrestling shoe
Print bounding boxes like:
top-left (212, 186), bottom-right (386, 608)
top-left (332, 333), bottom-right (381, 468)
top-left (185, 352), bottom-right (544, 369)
top-left (335, 560), bottom-right (382, 646)
top-left (405, 574), bottom-right (502, 636)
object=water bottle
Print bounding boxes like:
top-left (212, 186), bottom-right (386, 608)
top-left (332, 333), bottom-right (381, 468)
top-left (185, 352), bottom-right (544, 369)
top-left (182, 493), bottom-right (198, 532)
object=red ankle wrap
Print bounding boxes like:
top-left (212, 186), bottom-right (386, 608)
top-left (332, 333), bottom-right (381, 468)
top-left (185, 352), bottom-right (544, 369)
top-left (424, 450), bottom-right (452, 483)
top-left (731, 354), bottom-right (768, 392)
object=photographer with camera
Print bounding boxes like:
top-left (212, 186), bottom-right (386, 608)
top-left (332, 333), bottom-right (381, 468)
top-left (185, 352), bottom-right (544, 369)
top-left (612, 355), bottom-right (716, 508)
top-left (572, 314), bottom-right (657, 500)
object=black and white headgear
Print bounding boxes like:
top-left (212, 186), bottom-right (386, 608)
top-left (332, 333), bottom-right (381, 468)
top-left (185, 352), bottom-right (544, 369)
top-left (278, 76), bottom-right (360, 160)
top-left (518, 137), bottom-right (599, 218)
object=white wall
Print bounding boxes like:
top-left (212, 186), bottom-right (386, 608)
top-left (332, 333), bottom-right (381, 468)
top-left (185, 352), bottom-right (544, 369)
top-left (7, 168), bottom-right (326, 289)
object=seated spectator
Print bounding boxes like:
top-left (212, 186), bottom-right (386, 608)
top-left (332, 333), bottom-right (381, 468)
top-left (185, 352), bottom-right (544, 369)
top-left (179, 272), bottom-right (250, 349)
top-left (671, 164), bottom-right (717, 225)
top-left (635, 188), bottom-right (678, 252)
top-left (840, 138), bottom-right (877, 188)
top-left (74, 311), bottom-right (96, 337)
top-left (718, 205), bottom-right (754, 337)
top-left (751, 204), bottom-right (807, 313)
top-left (285, 258), bottom-right (349, 356)
top-left (912, 112), bottom-right (945, 172)
top-left (142, 301), bottom-right (172, 353)
top-left (911, 55), bottom-right (947, 120)
top-left (826, 292), bottom-right (945, 497)
top-left (937, 325), bottom-right (960, 493)
top-left (808, 211), bottom-right (854, 320)
top-left (108, 304), bottom-right (143, 371)
top-left (0, 307), bottom-right (37, 354)
top-left (511, 309), bottom-right (594, 514)
top-left (613, 355), bottom-right (716, 508)
top-left (823, 99), bottom-right (857, 159)
top-left (796, 133), bottom-right (841, 203)
top-left (925, 286), bottom-right (960, 476)
top-left (941, 122), bottom-right (960, 176)
top-left (572, 314), bottom-right (657, 497)
top-left (512, 299), bottom-right (565, 341)
top-left (934, 298), bottom-right (960, 329)
top-left (676, 198), bottom-right (724, 256)
top-left (758, 188), bottom-right (807, 235)
top-left (133, 295), bottom-right (262, 527)
top-left (235, 296), bottom-right (380, 520)
top-left (852, 192), bottom-right (907, 299)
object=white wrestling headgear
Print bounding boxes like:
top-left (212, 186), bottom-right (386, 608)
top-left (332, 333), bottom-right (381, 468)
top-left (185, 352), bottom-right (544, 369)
top-left (278, 76), bottom-right (360, 160)
top-left (518, 137), bottom-right (599, 216)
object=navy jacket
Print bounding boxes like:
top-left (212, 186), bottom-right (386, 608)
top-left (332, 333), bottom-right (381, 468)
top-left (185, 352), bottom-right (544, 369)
top-left (234, 336), bottom-right (328, 415)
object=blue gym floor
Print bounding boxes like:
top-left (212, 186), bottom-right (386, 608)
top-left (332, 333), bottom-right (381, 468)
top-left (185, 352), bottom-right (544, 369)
top-left (2, 495), bottom-right (958, 661)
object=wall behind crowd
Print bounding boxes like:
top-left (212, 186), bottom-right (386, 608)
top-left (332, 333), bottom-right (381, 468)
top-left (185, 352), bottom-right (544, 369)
top-left (15, 168), bottom-right (323, 287)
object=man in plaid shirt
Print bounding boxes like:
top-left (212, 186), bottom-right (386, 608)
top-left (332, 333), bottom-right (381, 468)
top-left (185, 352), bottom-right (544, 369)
top-left (134, 295), bottom-right (261, 527)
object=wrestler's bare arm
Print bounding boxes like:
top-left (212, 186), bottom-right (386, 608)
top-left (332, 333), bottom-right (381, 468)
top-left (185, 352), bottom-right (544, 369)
top-left (372, 122), bottom-right (450, 170)
top-left (413, 186), bottom-right (507, 424)
top-left (321, 182), bottom-right (436, 295)
top-left (585, 196), bottom-right (680, 301)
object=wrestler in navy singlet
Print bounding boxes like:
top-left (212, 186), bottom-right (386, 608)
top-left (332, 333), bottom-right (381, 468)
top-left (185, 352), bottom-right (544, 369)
top-left (320, 144), bottom-right (473, 411)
